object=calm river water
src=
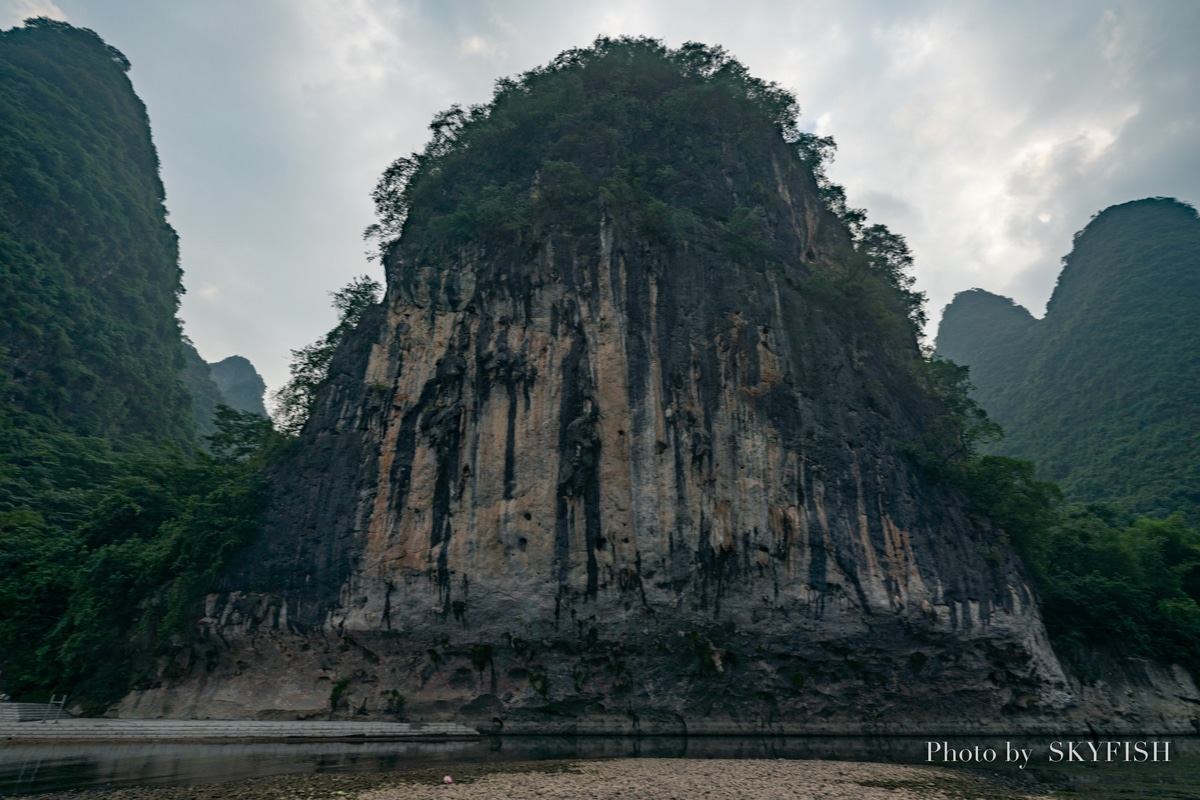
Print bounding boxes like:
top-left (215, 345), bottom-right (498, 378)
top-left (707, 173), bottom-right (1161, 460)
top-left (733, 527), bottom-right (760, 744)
top-left (2, 734), bottom-right (1199, 797)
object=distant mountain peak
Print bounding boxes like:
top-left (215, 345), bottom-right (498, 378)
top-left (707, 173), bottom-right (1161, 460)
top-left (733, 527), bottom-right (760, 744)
top-left (936, 197), bottom-right (1200, 519)
top-left (208, 355), bottom-right (268, 417)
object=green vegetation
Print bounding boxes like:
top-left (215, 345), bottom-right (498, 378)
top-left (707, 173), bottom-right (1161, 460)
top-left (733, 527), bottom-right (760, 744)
top-left (2, 258), bottom-right (376, 708)
top-left (208, 355), bottom-right (269, 417)
top-left (0, 19), bottom-right (284, 710)
top-left (271, 274), bottom-right (382, 434)
top-left (928, 227), bottom-right (1200, 672)
top-left (991, 490), bottom-right (1200, 677)
top-left (0, 268), bottom-right (369, 710)
top-left (0, 18), bottom-right (193, 444)
top-left (0, 408), bottom-right (282, 710)
top-left (181, 338), bottom-right (227, 439)
top-left (366, 36), bottom-right (923, 335)
top-left (936, 198), bottom-right (1200, 523)
top-left (946, 451), bottom-right (1162, 651)
top-left (909, 357), bottom-right (1200, 674)
top-left (1038, 507), bottom-right (1200, 670)
top-left (184, 350), bottom-right (269, 439)
top-left (367, 39), bottom-right (795, 248)
top-left (329, 677), bottom-right (352, 711)
top-left (793, 133), bottom-right (927, 330)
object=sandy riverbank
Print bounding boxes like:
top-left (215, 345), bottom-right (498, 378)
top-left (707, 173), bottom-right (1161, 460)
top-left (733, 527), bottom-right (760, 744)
top-left (12, 758), bottom-right (1049, 799)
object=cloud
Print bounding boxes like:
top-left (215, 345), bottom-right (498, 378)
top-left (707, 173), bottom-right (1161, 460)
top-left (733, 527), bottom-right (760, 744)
top-left (0, 0), bottom-right (65, 27)
top-left (458, 34), bottom-right (504, 58)
top-left (792, 0), bottom-right (1200, 322)
top-left (24, 0), bottom-right (1200, 387)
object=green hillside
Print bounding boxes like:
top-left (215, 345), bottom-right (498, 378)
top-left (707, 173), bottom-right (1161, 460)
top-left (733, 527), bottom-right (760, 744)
top-left (936, 197), bottom-right (1200, 522)
top-left (0, 19), bottom-right (275, 710)
top-left (937, 198), bottom-right (1200, 671)
top-left (0, 18), bottom-right (193, 442)
top-left (183, 347), bottom-right (268, 439)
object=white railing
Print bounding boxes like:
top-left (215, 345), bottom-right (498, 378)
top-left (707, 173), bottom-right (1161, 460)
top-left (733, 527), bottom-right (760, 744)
top-left (0, 696), bottom-right (68, 722)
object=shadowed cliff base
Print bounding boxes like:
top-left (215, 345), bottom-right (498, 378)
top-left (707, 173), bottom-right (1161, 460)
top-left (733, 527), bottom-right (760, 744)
top-left (121, 38), bottom-right (1198, 734)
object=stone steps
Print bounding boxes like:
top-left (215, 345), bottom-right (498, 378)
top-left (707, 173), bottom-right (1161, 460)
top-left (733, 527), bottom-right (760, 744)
top-left (0, 719), bottom-right (478, 742)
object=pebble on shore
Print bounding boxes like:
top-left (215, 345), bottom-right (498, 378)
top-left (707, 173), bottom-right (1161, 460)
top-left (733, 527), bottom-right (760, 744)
top-left (11, 758), bottom-right (1042, 800)
top-left (362, 759), bottom-right (1042, 800)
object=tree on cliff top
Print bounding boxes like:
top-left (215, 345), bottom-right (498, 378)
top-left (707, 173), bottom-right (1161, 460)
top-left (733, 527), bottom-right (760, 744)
top-left (272, 275), bottom-right (382, 435)
top-left (364, 36), bottom-right (925, 333)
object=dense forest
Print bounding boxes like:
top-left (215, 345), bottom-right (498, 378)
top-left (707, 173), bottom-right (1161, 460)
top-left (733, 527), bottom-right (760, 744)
top-left (936, 197), bottom-right (1200, 673)
top-left (0, 19), bottom-right (190, 442)
top-left (937, 198), bottom-right (1200, 521)
top-left (0, 19), bottom-right (276, 710)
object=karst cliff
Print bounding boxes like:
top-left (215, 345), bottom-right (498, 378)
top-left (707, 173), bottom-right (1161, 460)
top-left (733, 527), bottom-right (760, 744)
top-left (0, 19), bottom-right (279, 708)
top-left (123, 41), bottom-right (1197, 733)
top-left (0, 18), bottom-right (192, 443)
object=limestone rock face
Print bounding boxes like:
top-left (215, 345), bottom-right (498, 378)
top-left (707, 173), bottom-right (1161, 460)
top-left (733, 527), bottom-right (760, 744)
top-left (126, 44), bottom-right (1087, 732)
top-left (149, 215), bottom-right (1072, 729)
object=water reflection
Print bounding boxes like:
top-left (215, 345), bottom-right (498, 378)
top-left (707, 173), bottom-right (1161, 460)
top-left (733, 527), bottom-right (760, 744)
top-left (2, 735), bottom-right (1197, 796)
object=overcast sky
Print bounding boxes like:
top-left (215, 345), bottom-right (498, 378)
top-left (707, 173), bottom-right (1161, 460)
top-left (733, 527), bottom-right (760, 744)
top-left (3, 0), bottom-right (1198, 397)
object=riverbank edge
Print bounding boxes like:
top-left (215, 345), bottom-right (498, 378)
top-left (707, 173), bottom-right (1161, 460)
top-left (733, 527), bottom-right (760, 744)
top-left (0, 720), bottom-right (479, 745)
top-left (4, 757), bottom-right (1053, 800)
top-left (4, 716), bottom-right (1198, 744)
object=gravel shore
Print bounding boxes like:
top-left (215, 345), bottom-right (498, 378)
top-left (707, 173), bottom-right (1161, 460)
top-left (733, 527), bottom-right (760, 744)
top-left (12, 758), bottom-right (1048, 800)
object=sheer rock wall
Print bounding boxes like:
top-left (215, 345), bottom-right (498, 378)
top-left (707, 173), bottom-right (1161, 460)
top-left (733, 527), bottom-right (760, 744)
top-left (113, 142), bottom-right (1111, 732)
